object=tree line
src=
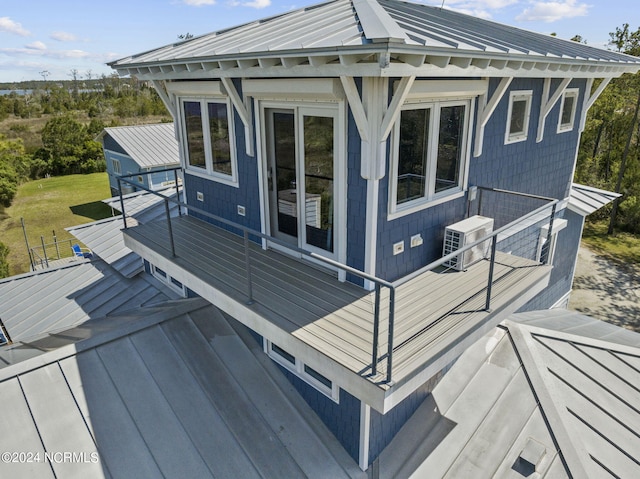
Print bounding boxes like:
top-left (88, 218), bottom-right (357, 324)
top-left (0, 76), bottom-right (169, 207)
top-left (576, 24), bottom-right (640, 234)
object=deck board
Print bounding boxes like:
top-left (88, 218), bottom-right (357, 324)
top-left (124, 215), bottom-right (551, 388)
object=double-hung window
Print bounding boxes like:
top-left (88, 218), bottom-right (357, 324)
top-left (181, 97), bottom-right (237, 186)
top-left (390, 99), bottom-right (471, 216)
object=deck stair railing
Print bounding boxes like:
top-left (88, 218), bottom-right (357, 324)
top-left (118, 168), bottom-right (557, 384)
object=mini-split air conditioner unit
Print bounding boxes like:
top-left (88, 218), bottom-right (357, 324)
top-left (443, 215), bottom-right (495, 271)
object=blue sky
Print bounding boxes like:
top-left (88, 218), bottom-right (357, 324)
top-left (0, 0), bottom-right (637, 82)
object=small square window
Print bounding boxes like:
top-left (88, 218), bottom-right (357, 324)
top-left (558, 89), bottom-right (579, 133)
top-left (505, 90), bottom-right (533, 144)
top-left (271, 343), bottom-right (296, 365)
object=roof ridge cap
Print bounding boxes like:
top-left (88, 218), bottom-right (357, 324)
top-left (352, 0), bottom-right (408, 43)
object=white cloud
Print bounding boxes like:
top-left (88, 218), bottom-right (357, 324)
top-left (25, 41), bottom-right (47, 51)
top-left (50, 31), bottom-right (78, 42)
top-left (516, 0), bottom-right (590, 22)
top-left (0, 17), bottom-right (30, 36)
top-left (0, 45), bottom-right (91, 60)
top-left (240, 0), bottom-right (271, 7)
top-left (182, 0), bottom-right (216, 5)
top-left (433, 0), bottom-right (519, 20)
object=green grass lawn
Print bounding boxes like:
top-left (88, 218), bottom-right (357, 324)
top-left (582, 220), bottom-right (640, 265)
top-left (0, 173), bottom-right (113, 275)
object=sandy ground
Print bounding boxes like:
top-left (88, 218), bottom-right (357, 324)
top-left (568, 245), bottom-right (640, 332)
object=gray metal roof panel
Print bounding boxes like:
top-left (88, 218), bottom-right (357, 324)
top-left (569, 183), bottom-right (621, 216)
top-left (0, 301), bottom-right (365, 478)
top-left (102, 123), bottom-right (179, 169)
top-left (0, 260), bottom-right (170, 343)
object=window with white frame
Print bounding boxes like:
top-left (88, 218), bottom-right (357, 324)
top-left (266, 341), bottom-right (340, 402)
top-left (505, 90), bottom-right (533, 144)
top-left (112, 158), bottom-right (121, 175)
top-left (390, 99), bottom-right (471, 216)
top-left (150, 264), bottom-right (187, 297)
top-left (557, 88), bottom-right (579, 133)
top-left (536, 218), bottom-right (567, 264)
top-left (181, 98), bottom-right (237, 186)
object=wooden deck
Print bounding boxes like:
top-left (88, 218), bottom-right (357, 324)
top-left (123, 215), bottom-right (551, 401)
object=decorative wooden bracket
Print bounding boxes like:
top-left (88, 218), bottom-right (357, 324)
top-left (473, 77), bottom-right (513, 157)
top-left (536, 77), bottom-right (571, 143)
top-left (579, 77), bottom-right (612, 132)
top-left (221, 77), bottom-right (254, 157)
top-left (340, 75), bottom-right (415, 180)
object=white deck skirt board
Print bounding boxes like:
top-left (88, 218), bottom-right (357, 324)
top-left (123, 215), bottom-right (551, 411)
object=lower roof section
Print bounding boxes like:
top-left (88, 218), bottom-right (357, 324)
top-left (376, 309), bottom-right (640, 478)
top-left (0, 298), bottom-right (364, 479)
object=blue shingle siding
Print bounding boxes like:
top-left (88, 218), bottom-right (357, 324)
top-left (519, 208), bottom-right (584, 310)
top-left (276, 366), bottom-right (361, 462)
top-left (472, 78), bottom-right (585, 201)
top-left (104, 150), bottom-right (146, 193)
top-left (376, 187), bottom-right (467, 281)
top-left (102, 134), bottom-right (128, 156)
top-left (367, 369), bottom-right (445, 464)
top-left (346, 82), bottom-right (368, 284)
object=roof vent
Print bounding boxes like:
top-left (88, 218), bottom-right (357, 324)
top-left (514, 437), bottom-right (546, 476)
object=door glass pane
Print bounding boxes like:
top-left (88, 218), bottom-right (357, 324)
top-left (436, 104), bottom-right (465, 193)
top-left (303, 115), bottom-right (334, 252)
top-left (273, 112), bottom-right (297, 238)
top-left (208, 102), bottom-right (232, 175)
top-left (183, 101), bottom-right (206, 169)
top-left (397, 108), bottom-right (430, 204)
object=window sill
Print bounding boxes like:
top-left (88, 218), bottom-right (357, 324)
top-left (184, 167), bottom-right (239, 188)
top-left (388, 189), bottom-right (466, 221)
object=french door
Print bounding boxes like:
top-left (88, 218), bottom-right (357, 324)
top-left (264, 105), bottom-right (338, 259)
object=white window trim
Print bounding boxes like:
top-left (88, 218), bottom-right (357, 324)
top-left (179, 96), bottom-right (239, 188)
top-left (112, 158), bottom-right (121, 175)
top-left (388, 98), bottom-right (473, 220)
top-left (505, 90), bottom-right (533, 144)
top-left (536, 218), bottom-right (568, 264)
top-left (557, 88), bottom-right (579, 133)
top-left (150, 264), bottom-right (187, 297)
top-left (265, 340), bottom-right (340, 403)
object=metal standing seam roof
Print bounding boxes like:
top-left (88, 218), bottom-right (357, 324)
top-left (0, 260), bottom-right (172, 344)
top-left (110, 0), bottom-right (640, 78)
top-left (99, 123), bottom-right (179, 169)
top-left (569, 183), bottom-right (621, 216)
top-left (0, 299), bottom-right (365, 478)
top-left (377, 309), bottom-right (640, 478)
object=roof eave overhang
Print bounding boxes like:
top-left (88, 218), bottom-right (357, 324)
top-left (110, 44), bottom-right (640, 81)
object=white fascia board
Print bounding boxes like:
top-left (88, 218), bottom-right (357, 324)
top-left (165, 80), bottom-right (225, 96)
top-left (242, 78), bottom-right (344, 101)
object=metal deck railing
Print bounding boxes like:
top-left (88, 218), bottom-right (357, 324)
top-left (117, 168), bottom-right (558, 384)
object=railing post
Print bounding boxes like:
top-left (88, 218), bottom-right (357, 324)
top-left (164, 198), bottom-right (176, 258)
top-left (117, 178), bottom-right (128, 229)
top-left (542, 203), bottom-right (557, 265)
top-left (53, 230), bottom-right (60, 259)
top-left (174, 169), bottom-right (182, 217)
top-left (485, 236), bottom-right (498, 311)
top-left (371, 283), bottom-right (381, 376)
top-left (386, 287), bottom-right (396, 384)
top-left (40, 236), bottom-right (49, 268)
top-left (244, 230), bottom-right (254, 304)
